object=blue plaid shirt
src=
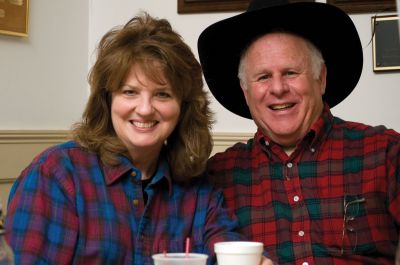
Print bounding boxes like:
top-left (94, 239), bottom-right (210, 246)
top-left (5, 141), bottom-right (244, 265)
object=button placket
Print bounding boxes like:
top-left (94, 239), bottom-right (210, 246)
top-left (130, 170), bottom-right (144, 212)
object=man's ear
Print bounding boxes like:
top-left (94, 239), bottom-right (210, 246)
top-left (240, 80), bottom-right (250, 105)
top-left (319, 64), bottom-right (327, 95)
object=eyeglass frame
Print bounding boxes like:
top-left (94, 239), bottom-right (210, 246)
top-left (340, 195), bottom-right (366, 256)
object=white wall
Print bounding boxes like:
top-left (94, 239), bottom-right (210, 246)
top-left (0, 0), bottom-right (89, 130)
top-left (1, 0), bottom-right (399, 133)
top-left (333, 14), bottom-right (400, 132)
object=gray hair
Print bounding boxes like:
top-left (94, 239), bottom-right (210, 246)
top-left (238, 32), bottom-right (325, 89)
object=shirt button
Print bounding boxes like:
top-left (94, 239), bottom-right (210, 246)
top-left (302, 262), bottom-right (309, 265)
top-left (287, 162), bottom-right (293, 168)
top-left (298, 230), bottom-right (305, 237)
top-left (131, 171), bottom-right (137, 177)
top-left (132, 199), bottom-right (139, 206)
top-left (293, 195), bottom-right (300, 202)
top-left (310, 148), bottom-right (315, 153)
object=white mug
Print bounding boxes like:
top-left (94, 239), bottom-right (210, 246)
top-left (214, 241), bottom-right (263, 265)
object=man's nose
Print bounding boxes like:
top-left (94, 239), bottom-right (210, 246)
top-left (269, 76), bottom-right (289, 96)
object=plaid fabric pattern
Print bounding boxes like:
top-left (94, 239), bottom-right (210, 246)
top-left (5, 141), bottom-right (244, 265)
top-left (206, 105), bottom-right (400, 265)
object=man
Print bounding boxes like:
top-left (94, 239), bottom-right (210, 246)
top-left (198, 0), bottom-right (400, 264)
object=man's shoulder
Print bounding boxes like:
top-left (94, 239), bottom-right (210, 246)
top-left (206, 138), bottom-right (255, 180)
top-left (331, 117), bottom-right (400, 145)
top-left (333, 117), bottom-right (399, 134)
top-left (210, 138), bottom-right (254, 161)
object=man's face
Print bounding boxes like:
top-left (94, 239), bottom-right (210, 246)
top-left (240, 32), bottom-right (326, 147)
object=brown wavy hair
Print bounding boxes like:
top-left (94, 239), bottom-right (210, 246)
top-left (71, 12), bottom-right (213, 181)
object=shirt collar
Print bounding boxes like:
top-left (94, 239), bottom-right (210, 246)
top-left (308, 103), bottom-right (334, 148)
top-left (150, 156), bottom-right (173, 195)
top-left (102, 156), bottom-right (132, 185)
top-left (102, 154), bottom-right (173, 193)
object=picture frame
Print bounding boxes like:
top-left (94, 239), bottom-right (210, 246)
top-left (0, 0), bottom-right (29, 37)
top-left (177, 0), bottom-right (314, 14)
top-left (371, 15), bottom-right (400, 72)
top-left (327, 0), bottom-right (396, 14)
top-left (178, 0), bottom-right (248, 14)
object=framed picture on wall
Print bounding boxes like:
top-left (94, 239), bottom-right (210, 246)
top-left (0, 0), bottom-right (29, 37)
top-left (178, 0), bottom-right (248, 14)
top-left (327, 0), bottom-right (396, 13)
top-left (372, 15), bottom-right (400, 72)
top-left (177, 0), bottom-right (315, 14)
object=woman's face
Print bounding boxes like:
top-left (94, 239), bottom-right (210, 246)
top-left (111, 63), bottom-right (181, 155)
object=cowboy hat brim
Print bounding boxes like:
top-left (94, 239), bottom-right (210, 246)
top-left (198, 2), bottom-right (363, 119)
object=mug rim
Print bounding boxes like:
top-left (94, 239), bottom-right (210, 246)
top-left (214, 241), bottom-right (264, 254)
top-left (152, 253), bottom-right (208, 261)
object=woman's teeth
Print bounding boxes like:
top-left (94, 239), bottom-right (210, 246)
top-left (133, 121), bottom-right (156, 128)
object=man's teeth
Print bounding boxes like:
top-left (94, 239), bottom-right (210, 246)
top-left (271, 103), bottom-right (293, 110)
top-left (133, 121), bottom-right (156, 128)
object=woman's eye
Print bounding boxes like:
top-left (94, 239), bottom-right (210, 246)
top-left (157, 91), bottom-right (172, 98)
top-left (122, 89), bottom-right (136, 96)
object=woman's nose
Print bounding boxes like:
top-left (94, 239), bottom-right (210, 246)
top-left (135, 96), bottom-right (154, 115)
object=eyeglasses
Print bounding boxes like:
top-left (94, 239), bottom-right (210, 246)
top-left (340, 195), bottom-right (366, 256)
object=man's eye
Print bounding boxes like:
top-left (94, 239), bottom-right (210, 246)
top-left (285, 71), bottom-right (297, 76)
top-left (258, 74), bottom-right (270, 81)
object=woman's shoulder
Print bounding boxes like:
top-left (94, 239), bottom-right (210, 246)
top-left (31, 140), bottom-right (92, 164)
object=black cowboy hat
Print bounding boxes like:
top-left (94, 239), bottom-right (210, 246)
top-left (198, 0), bottom-right (363, 119)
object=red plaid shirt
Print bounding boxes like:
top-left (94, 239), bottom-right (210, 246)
top-left (206, 105), bottom-right (400, 265)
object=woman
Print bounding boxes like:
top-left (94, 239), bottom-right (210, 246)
top-left (5, 13), bottom-right (268, 265)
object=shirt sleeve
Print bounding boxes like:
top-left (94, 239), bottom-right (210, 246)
top-left (387, 130), bottom-right (400, 224)
top-left (5, 154), bottom-right (78, 265)
top-left (200, 185), bottom-right (246, 264)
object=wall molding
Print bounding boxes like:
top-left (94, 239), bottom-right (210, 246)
top-left (0, 130), bottom-right (253, 143)
top-left (0, 130), bottom-right (69, 183)
top-left (0, 130), bottom-right (254, 183)
top-left (0, 130), bottom-right (69, 144)
top-left (211, 131), bottom-right (253, 143)
top-left (210, 132), bottom-right (253, 155)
